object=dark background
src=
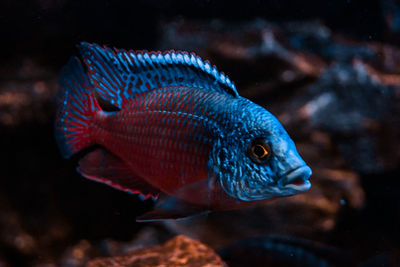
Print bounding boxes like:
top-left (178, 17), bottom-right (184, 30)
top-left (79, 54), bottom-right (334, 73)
top-left (1, 0), bottom-right (400, 266)
top-left (0, 0), bottom-right (390, 64)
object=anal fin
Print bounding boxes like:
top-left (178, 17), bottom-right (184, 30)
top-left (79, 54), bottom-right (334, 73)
top-left (78, 148), bottom-right (159, 200)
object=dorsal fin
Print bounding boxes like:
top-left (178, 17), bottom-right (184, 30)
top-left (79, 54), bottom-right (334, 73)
top-left (77, 42), bottom-right (238, 108)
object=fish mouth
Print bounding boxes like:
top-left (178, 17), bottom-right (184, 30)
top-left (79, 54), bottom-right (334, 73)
top-left (279, 165), bottom-right (312, 192)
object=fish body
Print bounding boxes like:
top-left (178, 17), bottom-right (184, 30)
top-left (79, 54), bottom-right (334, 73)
top-left (55, 43), bottom-right (312, 220)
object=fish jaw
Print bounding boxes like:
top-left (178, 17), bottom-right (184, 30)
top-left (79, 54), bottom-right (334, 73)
top-left (241, 165), bottom-right (312, 200)
top-left (278, 165), bottom-right (312, 193)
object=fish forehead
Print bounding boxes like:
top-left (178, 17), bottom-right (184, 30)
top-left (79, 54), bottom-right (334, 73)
top-left (218, 96), bottom-right (289, 138)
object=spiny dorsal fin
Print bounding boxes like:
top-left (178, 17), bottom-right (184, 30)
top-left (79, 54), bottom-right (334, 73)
top-left (77, 42), bottom-right (238, 108)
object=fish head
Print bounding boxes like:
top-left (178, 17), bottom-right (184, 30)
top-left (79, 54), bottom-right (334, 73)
top-left (209, 97), bottom-right (312, 202)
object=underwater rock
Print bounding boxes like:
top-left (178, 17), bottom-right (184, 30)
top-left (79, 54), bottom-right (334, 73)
top-left (0, 194), bottom-right (37, 258)
top-left (50, 227), bottom-right (171, 267)
top-left (0, 259), bottom-right (9, 267)
top-left (160, 18), bottom-right (326, 95)
top-left (381, 0), bottom-right (400, 41)
top-left (0, 193), bottom-right (73, 266)
top-left (0, 58), bottom-right (57, 127)
top-left (218, 235), bottom-right (355, 267)
top-left (281, 22), bottom-right (376, 63)
top-left (296, 61), bottom-right (400, 173)
top-left (160, 19), bottom-right (389, 92)
top-left (98, 227), bottom-right (171, 257)
top-left (86, 235), bottom-right (227, 267)
top-left (58, 240), bottom-right (94, 267)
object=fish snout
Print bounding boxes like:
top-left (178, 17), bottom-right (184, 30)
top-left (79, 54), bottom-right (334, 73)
top-left (279, 165), bottom-right (312, 192)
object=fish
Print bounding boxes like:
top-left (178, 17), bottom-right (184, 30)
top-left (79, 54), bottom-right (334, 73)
top-left (55, 42), bottom-right (312, 221)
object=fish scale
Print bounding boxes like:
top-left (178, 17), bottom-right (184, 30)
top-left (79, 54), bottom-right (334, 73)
top-left (90, 88), bottom-right (218, 199)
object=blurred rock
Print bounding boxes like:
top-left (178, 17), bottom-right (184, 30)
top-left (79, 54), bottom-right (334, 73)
top-left (0, 58), bottom-right (57, 127)
top-left (39, 225), bottom-right (172, 266)
top-left (98, 227), bottom-right (168, 257)
top-left (58, 240), bottom-right (93, 267)
top-left (218, 235), bottom-right (355, 267)
top-left (0, 193), bottom-right (73, 266)
top-left (160, 19), bottom-right (326, 95)
top-left (0, 194), bottom-right (37, 257)
top-left (298, 62), bottom-right (395, 132)
top-left (366, 42), bottom-right (400, 74)
top-left (381, 0), bottom-right (400, 41)
top-left (284, 25), bottom-right (377, 64)
top-left (295, 61), bottom-right (400, 173)
top-left (0, 259), bottom-right (9, 267)
top-left (86, 235), bottom-right (227, 267)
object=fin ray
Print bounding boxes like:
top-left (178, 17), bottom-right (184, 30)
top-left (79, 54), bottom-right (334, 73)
top-left (78, 148), bottom-right (159, 200)
top-left (78, 42), bottom-right (238, 109)
top-left (55, 57), bottom-right (100, 158)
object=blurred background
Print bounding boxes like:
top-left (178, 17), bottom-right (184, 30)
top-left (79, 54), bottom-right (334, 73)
top-left (1, 0), bottom-right (400, 266)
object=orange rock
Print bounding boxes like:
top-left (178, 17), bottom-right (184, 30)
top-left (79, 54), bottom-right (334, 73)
top-left (86, 235), bottom-right (227, 267)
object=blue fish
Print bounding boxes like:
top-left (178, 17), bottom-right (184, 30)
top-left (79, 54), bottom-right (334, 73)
top-left (55, 42), bottom-right (312, 221)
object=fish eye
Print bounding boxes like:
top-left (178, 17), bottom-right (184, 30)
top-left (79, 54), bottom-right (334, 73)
top-left (248, 138), bottom-right (270, 164)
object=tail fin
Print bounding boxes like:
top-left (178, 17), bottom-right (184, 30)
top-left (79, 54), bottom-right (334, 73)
top-left (55, 56), bottom-right (100, 158)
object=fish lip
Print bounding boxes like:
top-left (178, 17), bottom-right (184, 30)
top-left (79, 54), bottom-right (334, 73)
top-left (279, 165), bottom-right (312, 192)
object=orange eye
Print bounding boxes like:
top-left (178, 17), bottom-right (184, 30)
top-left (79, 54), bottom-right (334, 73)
top-left (249, 138), bottom-right (270, 163)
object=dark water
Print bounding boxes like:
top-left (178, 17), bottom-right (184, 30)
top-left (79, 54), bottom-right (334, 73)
top-left (1, 1), bottom-right (399, 266)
